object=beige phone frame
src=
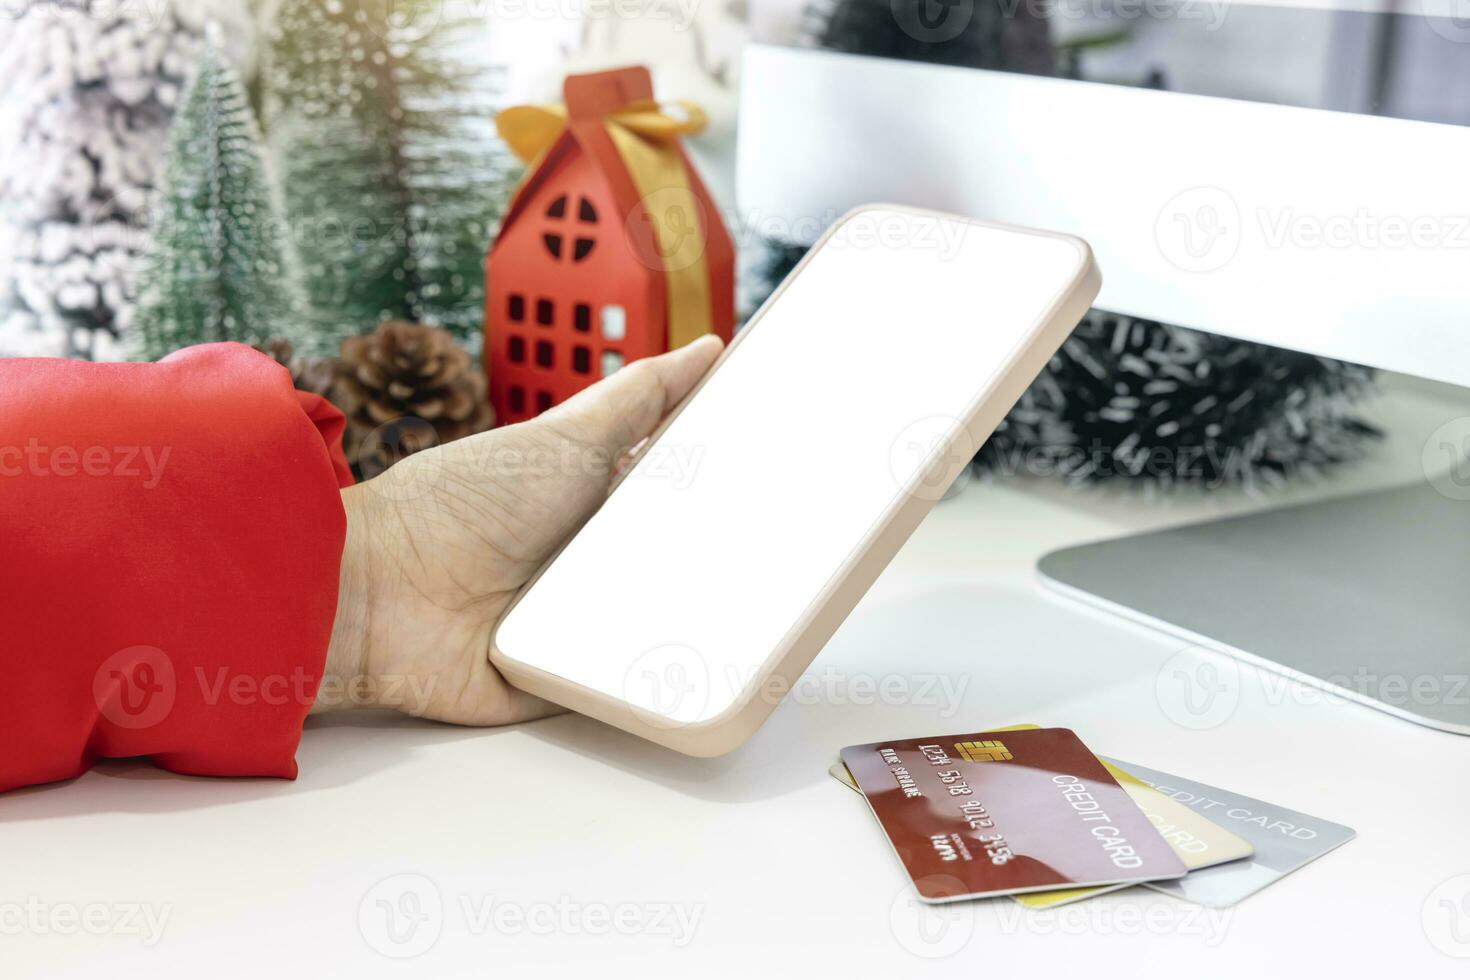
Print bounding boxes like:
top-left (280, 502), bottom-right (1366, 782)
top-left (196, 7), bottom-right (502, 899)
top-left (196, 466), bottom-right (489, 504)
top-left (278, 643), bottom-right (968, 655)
top-left (490, 205), bottom-right (1101, 756)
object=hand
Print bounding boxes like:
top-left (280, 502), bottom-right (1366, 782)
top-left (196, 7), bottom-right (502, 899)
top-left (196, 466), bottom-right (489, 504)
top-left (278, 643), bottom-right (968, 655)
top-left (314, 335), bottom-right (724, 724)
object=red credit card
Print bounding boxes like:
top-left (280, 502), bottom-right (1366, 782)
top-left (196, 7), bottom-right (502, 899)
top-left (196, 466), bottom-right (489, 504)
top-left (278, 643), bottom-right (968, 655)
top-left (840, 728), bottom-right (1188, 902)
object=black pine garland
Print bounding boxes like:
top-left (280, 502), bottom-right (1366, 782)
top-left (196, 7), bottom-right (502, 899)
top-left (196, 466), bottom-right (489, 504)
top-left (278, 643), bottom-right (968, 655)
top-left (750, 237), bottom-right (1379, 488)
top-left (978, 311), bottom-right (1379, 488)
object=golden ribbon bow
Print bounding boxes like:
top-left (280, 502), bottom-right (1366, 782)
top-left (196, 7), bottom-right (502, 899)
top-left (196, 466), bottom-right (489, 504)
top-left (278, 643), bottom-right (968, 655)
top-left (496, 99), bottom-right (716, 350)
top-left (496, 99), bottom-right (709, 164)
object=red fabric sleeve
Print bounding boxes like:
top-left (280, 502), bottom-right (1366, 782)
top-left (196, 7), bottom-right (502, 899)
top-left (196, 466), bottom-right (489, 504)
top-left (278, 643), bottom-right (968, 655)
top-left (0, 343), bottom-right (353, 793)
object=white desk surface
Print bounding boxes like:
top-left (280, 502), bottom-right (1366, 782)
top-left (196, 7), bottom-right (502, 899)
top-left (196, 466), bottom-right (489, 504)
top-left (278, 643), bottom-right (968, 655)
top-left (11, 376), bottom-right (1470, 979)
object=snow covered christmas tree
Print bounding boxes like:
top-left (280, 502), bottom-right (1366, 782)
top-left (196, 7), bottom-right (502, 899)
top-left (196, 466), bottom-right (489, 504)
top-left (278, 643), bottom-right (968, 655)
top-left (261, 0), bottom-right (516, 354)
top-left (131, 41), bottom-right (306, 361)
top-left (0, 0), bottom-right (253, 360)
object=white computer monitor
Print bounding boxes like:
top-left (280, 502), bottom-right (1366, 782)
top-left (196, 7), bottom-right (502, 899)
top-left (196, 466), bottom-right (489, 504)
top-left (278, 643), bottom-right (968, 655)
top-left (738, 43), bottom-right (1470, 387)
top-left (736, 39), bottom-right (1470, 732)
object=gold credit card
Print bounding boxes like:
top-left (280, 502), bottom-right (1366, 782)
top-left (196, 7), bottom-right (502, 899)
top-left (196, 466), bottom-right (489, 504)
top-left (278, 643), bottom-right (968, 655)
top-left (840, 728), bottom-right (1188, 903)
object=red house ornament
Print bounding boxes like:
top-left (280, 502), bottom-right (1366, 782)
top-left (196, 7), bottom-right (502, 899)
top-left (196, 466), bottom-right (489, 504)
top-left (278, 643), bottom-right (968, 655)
top-left (485, 67), bottom-right (735, 424)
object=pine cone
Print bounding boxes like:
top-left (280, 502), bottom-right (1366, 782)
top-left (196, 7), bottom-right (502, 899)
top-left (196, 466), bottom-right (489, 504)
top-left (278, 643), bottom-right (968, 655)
top-left (250, 337), bottom-right (337, 400)
top-left (252, 337), bottom-right (295, 367)
top-left (335, 320), bottom-right (494, 479)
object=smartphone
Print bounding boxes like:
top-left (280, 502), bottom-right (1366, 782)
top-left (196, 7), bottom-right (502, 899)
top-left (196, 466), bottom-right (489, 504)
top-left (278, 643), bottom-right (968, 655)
top-left (490, 206), bottom-right (1101, 756)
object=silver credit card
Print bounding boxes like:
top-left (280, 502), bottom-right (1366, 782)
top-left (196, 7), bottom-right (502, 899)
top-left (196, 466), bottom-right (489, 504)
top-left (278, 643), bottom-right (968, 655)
top-left (1104, 759), bottom-right (1356, 908)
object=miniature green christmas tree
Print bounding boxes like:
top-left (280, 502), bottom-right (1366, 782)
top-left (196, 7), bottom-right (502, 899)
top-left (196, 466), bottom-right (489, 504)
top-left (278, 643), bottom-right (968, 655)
top-left (132, 41), bottom-right (307, 362)
top-left (261, 0), bottom-right (517, 354)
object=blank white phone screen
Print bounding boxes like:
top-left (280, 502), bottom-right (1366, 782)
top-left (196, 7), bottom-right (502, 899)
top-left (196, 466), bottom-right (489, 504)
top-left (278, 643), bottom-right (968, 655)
top-left (494, 209), bottom-right (1087, 725)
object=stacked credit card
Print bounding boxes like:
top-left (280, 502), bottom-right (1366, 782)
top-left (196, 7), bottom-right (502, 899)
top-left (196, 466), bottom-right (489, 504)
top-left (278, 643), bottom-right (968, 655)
top-left (833, 725), bottom-right (1354, 908)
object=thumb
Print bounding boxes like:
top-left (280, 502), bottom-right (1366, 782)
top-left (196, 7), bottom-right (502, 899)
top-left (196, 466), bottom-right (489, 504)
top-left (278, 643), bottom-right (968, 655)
top-left (539, 334), bottom-right (723, 460)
